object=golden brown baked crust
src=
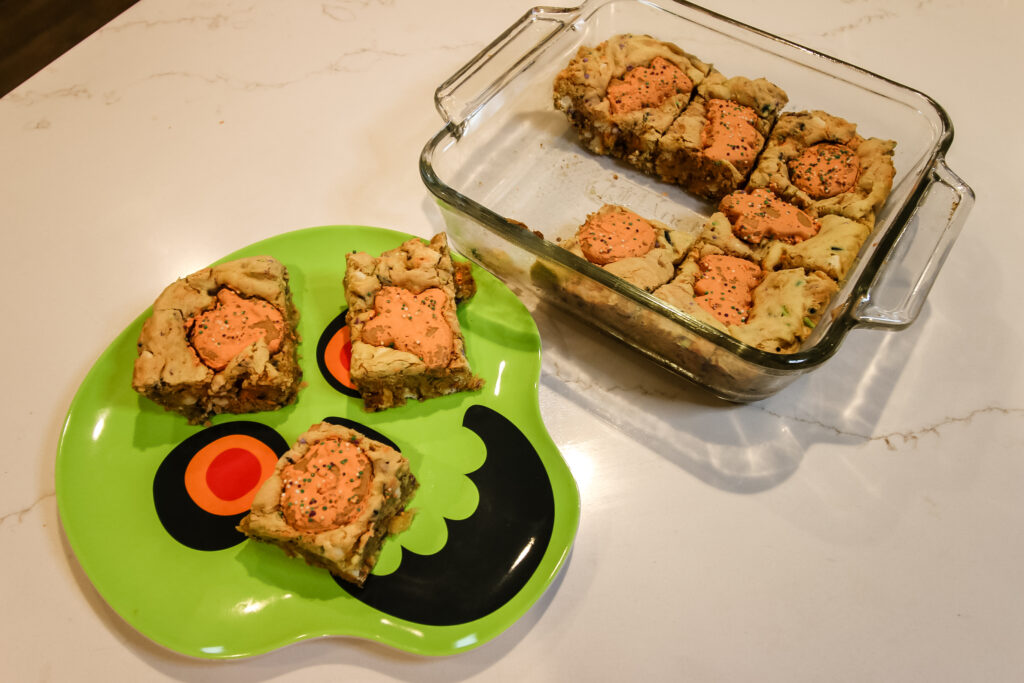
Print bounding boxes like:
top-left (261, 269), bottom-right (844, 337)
top-left (343, 232), bottom-right (484, 411)
top-left (746, 110), bottom-right (896, 224)
top-left (131, 255), bottom-right (302, 425)
top-left (237, 421), bottom-right (417, 587)
top-left (553, 33), bottom-right (712, 171)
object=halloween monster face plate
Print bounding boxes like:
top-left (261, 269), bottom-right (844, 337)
top-left (56, 226), bottom-right (580, 658)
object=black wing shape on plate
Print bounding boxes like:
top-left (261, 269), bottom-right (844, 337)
top-left (336, 405), bottom-right (556, 626)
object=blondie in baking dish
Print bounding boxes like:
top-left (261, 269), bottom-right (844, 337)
top-left (549, 32), bottom-right (895, 356)
top-left (420, 0), bottom-right (973, 401)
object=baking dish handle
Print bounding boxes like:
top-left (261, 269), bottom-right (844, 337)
top-left (434, 5), bottom-right (580, 131)
top-left (851, 158), bottom-right (974, 328)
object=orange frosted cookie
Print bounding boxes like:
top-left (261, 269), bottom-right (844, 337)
top-left (693, 254), bottom-right (762, 326)
top-left (132, 256), bottom-right (302, 424)
top-left (344, 232), bottom-right (483, 411)
top-left (718, 188), bottom-right (820, 245)
top-left (238, 421), bottom-right (417, 587)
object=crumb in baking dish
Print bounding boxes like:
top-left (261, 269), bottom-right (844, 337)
top-left (344, 232), bottom-right (484, 411)
top-left (237, 421), bottom-right (417, 587)
top-left (131, 255), bottom-right (302, 425)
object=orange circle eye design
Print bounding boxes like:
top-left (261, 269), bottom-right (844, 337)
top-left (317, 310), bottom-right (360, 397)
top-left (324, 325), bottom-right (354, 389)
top-left (154, 421), bottom-right (289, 551)
top-left (183, 434), bottom-right (279, 516)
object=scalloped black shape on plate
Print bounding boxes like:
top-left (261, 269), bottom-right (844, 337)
top-left (336, 404), bottom-right (555, 625)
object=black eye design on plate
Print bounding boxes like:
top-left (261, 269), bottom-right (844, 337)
top-left (152, 421), bottom-right (289, 551)
top-left (316, 310), bottom-right (360, 398)
top-left (153, 418), bottom-right (398, 552)
top-left (335, 404), bottom-right (556, 626)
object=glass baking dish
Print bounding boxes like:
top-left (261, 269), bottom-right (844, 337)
top-left (419, 0), bottom-right (972, 402)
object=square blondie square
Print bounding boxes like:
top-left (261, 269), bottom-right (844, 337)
top-left (343, 232), bottom-right (484, 411)
top-left (654, 72), bottom-right (789, 200)
top-left (557, 204), bottom-right (694, 292)
top-left (131, 255), bottom-right (302, 425)
top-left (746, 110), bottom-right (896, 225)
top-left (553, 33), bottom-right (712, 172)
top-left (653, 211), bottom-right (761, 332)
top-left (237, 421), bottom-right (418, 587)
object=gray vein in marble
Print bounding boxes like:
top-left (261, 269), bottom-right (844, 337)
top-left (98, 7), bottom-right (255, 33)
top-left (0, 491), bottom-right (53, 527)
top-left (4, 85), bottom-right (92, 107)
top-left (821, 8), bottom-right (898, 36)
top-left (144, 49), bottom-right (403, 92)
top-left (141, 42), bottom-right (476, 92)
top-left (322, 0), bottom-right (395, 23)
top-left (762, 405), bottom-right (1024, 450)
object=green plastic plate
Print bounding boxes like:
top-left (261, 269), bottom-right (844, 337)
top-left (55, 225), bottom-right (579, 658)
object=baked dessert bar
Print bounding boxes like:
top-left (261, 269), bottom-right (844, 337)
top-left (344, 232), bottom-right (484, 411)
top-left (655, 72), bottom-right (789, 199)
top-left (654, 212), bottom-right (763, 331)
top-left (553, 33), bottom-right (712, 172)
top-left (132, 255), bottom-right (302, 425)
top-left (237, 421), bottom-right (417, 587)
top-left (558, 204), bottom-right (694, 292)
top-left (746, 110), bottom-right (896, 224)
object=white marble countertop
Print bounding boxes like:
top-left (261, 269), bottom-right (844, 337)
top-left (3, 0), bottom-right (1021, 680)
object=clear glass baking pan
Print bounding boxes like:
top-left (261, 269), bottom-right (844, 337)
top-left (419, 0), bottom-right (973, 402)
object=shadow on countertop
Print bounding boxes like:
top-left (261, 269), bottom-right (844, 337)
top-left (531, 297), bottom-right (930, 495)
